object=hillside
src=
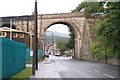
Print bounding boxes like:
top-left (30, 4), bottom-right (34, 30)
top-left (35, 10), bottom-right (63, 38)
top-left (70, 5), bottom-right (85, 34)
top-left (45, 31), bottom-right (69, 43)
top-left (45, 31), bottom-right (69, 38)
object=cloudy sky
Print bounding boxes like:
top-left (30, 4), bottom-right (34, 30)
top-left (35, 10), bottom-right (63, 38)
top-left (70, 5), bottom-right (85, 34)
top-left (0, 0), bottom-right (84, 34)
top-left (0, 0), bottom-right (84, 16)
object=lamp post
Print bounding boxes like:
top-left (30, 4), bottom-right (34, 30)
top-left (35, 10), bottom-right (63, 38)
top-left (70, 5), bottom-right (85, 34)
top-left (103, 1), bottom-right (108, 13)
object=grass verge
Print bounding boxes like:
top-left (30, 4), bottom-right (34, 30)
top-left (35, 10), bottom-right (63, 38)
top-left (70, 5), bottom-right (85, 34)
top-left (10, 67), bottom-right (32, 80)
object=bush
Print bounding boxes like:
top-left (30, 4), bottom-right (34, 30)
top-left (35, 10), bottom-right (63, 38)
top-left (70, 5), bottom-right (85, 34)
top-left (91, 42), bottom-right (106, 61)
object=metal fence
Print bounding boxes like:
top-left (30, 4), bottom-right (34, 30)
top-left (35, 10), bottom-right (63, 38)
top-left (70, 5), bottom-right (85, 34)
top-left (0, 37), bottom-right (26, 79)
top-left (26, 49), bottom-right (43, 63)
top-left (38, 49), bottom-right (44, 61)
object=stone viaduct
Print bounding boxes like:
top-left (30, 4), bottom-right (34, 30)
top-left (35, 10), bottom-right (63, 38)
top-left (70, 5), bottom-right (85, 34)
top-left (1, 12), bottom-right (92, 60)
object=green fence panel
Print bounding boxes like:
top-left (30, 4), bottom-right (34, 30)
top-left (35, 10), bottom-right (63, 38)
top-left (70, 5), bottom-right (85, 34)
top-left (26, 49), bottom-right (43, 63)
top-left (26, 49), bottom-right (32, 63)
top-left (38, 49), bottom-right (43, 59)
top-left (0, 37), bottom-right (26, 79)
top-left (0, 37), bottom-right (2, 80)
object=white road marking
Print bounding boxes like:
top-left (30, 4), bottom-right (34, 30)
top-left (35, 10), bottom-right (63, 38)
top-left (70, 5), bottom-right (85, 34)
top-left (103, 73), bottom-right (114, 78)
top-left (93, 70), bottom-right (101, 73)
top-left (92, 69), bottom-right (115, 78)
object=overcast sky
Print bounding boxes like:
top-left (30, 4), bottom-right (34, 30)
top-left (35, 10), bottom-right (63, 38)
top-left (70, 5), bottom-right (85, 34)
top-left (0, 0), bottom-right (84, 34)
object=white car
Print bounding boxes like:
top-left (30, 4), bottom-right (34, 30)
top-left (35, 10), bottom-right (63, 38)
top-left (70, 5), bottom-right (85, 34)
top-left (45, 52), bottom-right (50, 58)
top-left (55, 53), bottom-right (60, 56)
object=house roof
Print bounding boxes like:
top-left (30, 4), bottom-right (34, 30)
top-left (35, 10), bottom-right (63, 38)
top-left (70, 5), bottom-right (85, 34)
top-left (0, 27), bottom-right (30, 35)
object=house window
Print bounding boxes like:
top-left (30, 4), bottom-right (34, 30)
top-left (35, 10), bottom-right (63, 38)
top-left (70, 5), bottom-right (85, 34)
top-left (13, 33), bottom-right (18, 38)
top-left (0, 32), bottom-right (2, 36)
top-left (3, 32), bottom-right (6, 37)
top-left (0, 32), bottom-right (7, 37)
top-left (19, 34), bottom-right (24, 38)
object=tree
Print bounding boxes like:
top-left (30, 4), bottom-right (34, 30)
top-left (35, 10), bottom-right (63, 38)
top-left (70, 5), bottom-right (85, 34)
top-left (56, 38), bottom-right (68, 55)
top-left (93, 2), bottom-right (120, 59)
top-left (72, 2), bottom-right (104, 18)
top-left (66, 27), bottom-right (75, 49)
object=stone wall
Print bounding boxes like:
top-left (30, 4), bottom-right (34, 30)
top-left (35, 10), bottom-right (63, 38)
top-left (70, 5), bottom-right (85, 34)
top-left (79, 19), bottom-right (93, 60)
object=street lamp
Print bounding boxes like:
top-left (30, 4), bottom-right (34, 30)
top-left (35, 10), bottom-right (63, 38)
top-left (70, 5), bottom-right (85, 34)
top-left (103, 1), bottom-right (108, 13)
top-left (103, 1), bottom-right (108, 9)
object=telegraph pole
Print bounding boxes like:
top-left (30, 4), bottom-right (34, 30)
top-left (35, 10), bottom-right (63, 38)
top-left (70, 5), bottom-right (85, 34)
top-left (32, 0), bottom-right (38, 75)
top-left (34, 0), bottom-right (38, 70)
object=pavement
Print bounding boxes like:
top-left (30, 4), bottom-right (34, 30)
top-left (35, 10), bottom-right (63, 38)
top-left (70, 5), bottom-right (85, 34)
top-left (29, 56), bottom-right (63, 78)
top-left (28, 55), bottom-right (119, 79)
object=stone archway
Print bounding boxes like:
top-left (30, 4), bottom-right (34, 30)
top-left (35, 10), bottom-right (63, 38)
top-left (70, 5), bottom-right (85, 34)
top-left (37, 13), bottom-right (86, 59)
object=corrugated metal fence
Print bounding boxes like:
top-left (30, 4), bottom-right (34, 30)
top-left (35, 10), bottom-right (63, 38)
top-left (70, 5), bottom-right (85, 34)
top-left (0, 37), bottom-right (26, 79)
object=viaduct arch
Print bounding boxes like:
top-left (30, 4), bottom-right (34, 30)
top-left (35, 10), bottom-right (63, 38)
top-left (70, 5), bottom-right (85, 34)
top-left (1, 12), bottom-right (92, 60)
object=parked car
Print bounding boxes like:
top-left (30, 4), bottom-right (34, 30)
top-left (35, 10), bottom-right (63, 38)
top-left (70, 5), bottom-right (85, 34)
top-left (44, 52), bottom-right (50, 58)
top-left (55, 52), bottom-right (60, 56)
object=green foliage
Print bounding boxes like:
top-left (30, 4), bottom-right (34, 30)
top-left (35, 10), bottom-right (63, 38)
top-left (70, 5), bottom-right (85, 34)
top-left (56, 38), bottom-right (67, 48)
top-left (66, 27), bottom-right (75, 49)
top-left (97, 2), bottom-right (120, 57)
top-left (91, 2), bottom-right (120, 60)
top-left (91, 42), bottom-right (104, 60)
top-left (72, 2), bottom-right (104, 18)
top-left (56, 38), bottom-right (68, 55)
top-left (91, 41), bottom-right (114, 61)
top-left (55, 27), bottom-right (75, 55)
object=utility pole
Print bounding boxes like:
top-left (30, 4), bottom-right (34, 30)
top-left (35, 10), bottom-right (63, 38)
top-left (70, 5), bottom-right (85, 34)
top-left (32, 0), bottom-right (38, 75)
top-left (34, 0), bottom-right (38, 70)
